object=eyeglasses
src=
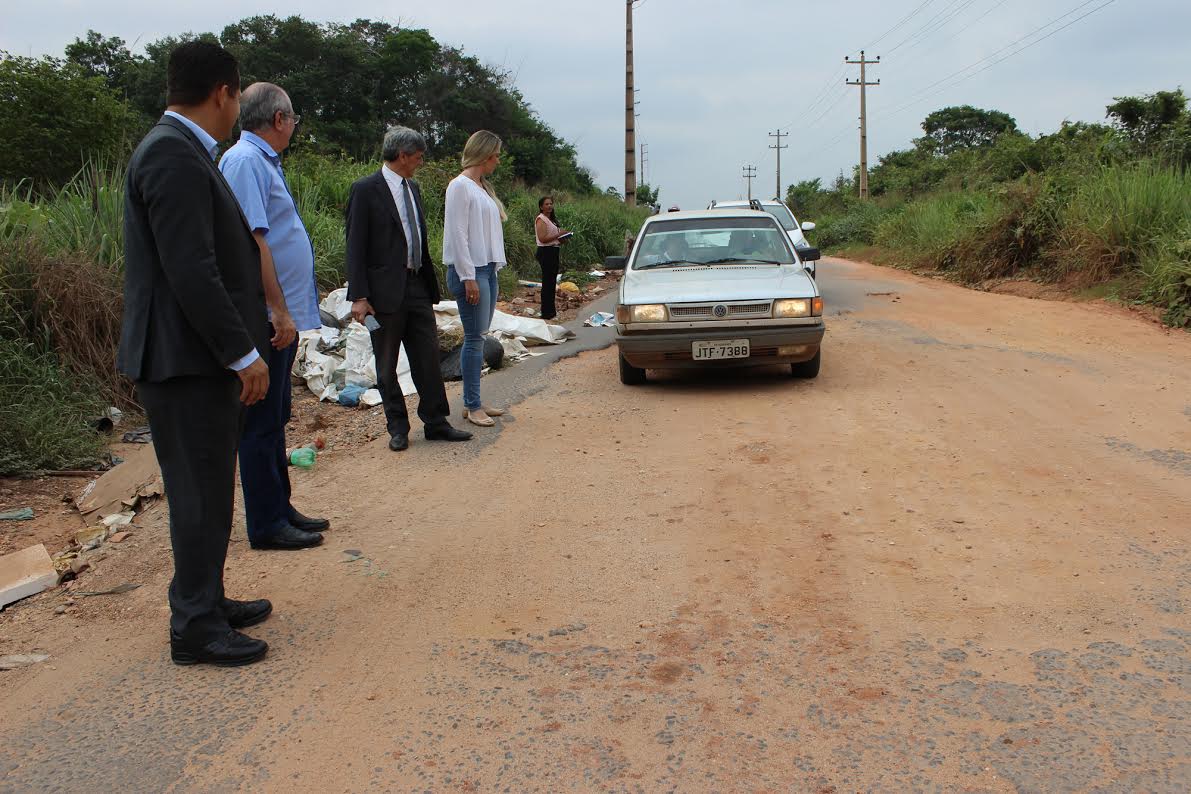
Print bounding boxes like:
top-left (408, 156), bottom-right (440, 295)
top-left (280, 112), bottom-right (301, 126)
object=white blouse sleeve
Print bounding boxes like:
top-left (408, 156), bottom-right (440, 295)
top-left (444, 178), bottom-right (478, 281)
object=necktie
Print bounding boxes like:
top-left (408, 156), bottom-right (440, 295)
top-left (401, 178), bottom-right (422, 272)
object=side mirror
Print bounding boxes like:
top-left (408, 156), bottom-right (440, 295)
top-left (800, 221), bottom-right (816, 232)
top-left (799, 247), bottom-right (821, 262)
top-left (604, 255), bottom-right (628, 270)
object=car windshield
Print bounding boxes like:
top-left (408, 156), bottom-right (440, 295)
top-left (711, 203), bottom-right (798, 231)
top-left (632, 217), bottom-right (797, 269)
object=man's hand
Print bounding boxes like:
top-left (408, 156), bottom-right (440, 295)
top-left (351, 298), bottom-right (375, 325)
top-left (237, 357), bottom-right (269, 406)
top-left (271, 311), bottom-right (297, 350)
top-left (464, 279), bottom-right (480, 305)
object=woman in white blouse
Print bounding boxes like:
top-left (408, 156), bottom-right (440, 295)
top-left (443, 130), bottom-right (508, 427)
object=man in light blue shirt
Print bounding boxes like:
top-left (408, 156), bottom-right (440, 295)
top-left (220, 82), bottom-right (326, 552)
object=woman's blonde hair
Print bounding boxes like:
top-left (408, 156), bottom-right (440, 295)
top-left (461, 130), bottom-right (508, 221)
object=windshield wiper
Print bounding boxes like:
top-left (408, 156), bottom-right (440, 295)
top-left (702, 257), bottom-right (785, 265)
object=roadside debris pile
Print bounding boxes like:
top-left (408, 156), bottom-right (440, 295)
top-left (293, 288), bottom-right (574, 404)
top-left (0, 444), bottom-right (161, 612)
top-left (508, 271), bottom-right (610, 318)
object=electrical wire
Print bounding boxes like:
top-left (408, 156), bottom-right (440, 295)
top-left (877, 0), bottom-right (1116, 117)
top-left (865, 0), bottom-right (936, 50)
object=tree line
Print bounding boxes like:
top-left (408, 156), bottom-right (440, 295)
top-left (0, 15), bottom-right (596, 193)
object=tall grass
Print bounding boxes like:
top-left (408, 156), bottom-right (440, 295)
top-left (825, 158), bottom-right (1190, 326)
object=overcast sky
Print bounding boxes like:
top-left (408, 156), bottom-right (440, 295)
top-left (4, 0), bottom-right (1188, 211)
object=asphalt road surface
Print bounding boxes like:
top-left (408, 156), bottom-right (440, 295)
top-left (2, 257), bottom-right (1189, 791)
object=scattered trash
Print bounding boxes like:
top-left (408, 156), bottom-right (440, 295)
top-left (73, 526), bottom-right (108, 551)
top-left (341, 549), bottom-right (364, 562)
top-left (0, 653), bottom-right (50, 671)
top-left (558, 281), bottom-right (580, 294)
top-left (294, 289), bottom-right (575, 405)
top-left (91, 406), bottom-right (124, 432)
top-left (0, 507), bottom-right (34, 521)
top-left (589, 270), bottom-right (606, 278)
top-left (517, 280), bottom-right (543, 289)
top-left (289, 446), bottom-right (317, 468)
top-left (75, 582), bottom-right (140, 597)
top-left (439, 337), bottom-right (505, 381)
top-left (76, 444), bottom-right (163, 520)
top-left (121, 426), bottom-right (152, 444)
top-left (337, 383), bottom-right (368, 407)
top-left (0, 544), bottom-right (59, 609)
top-left (101, 511), bottom-right (134, 528)
top-left (584, 312), bottom-right (617, 328)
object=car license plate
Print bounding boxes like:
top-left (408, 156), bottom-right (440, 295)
top-left (692, 339), bottom-right (750, 360)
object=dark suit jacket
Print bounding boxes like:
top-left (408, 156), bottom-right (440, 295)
top-left (344, 169), bottom-right (441, 313)
top-left (117, 115), bottom-right (268, 383)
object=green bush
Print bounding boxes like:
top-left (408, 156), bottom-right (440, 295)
top-left (0, 334), bottom-right (106, 474)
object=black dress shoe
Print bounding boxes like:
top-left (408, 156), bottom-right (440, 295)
top-left (249, 523), bottom-right (324, 550)
top-left (287, 508), bottom-right (330, 532)
top-left (170, 629), bottom-right (268, 667)
top-left (389, 433), bottom-right (409, 451)
top-left (424, 424), bottom-right (473, 442)
top-left (221, 597), bottom-right (273, 629)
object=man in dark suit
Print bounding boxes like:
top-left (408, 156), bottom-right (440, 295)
top-left (118, 41), bottom-right (273, 667)
top-left (346, 126), bottom-right (472, 451)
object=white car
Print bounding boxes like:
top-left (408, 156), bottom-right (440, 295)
top-left (708, 199), bottom-right (819, 277)
top-left (606, 209), bottom-right (824, 385)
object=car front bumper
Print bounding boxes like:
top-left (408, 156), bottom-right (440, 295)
top-left (617, 324), bottom-right (824, 369)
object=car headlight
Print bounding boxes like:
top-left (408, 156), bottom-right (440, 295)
top-left (773, 298), bottom-right (811, 318)
top-left (617, 304), bottom-right (667, 323)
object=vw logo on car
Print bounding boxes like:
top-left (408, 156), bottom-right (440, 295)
top-left (713, 304), bottom-right (728, 318)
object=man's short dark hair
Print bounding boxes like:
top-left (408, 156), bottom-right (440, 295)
top-left (167, 41), bottom-right (240, 107)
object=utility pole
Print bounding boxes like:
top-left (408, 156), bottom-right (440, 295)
top-left (624, 0), bottom-right (637, 206)
top-left (768, 129), bottom-right (788, 201)
top-left (845, 50), bottom-right (880, 199)
top-left (742, 164), bottom-right (757, 201)
top-left (639, 142), bottom-right (649, 186)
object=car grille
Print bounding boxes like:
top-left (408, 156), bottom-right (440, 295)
top-left (667, 301), bottom-right (772, 320)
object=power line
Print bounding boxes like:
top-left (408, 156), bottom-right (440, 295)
top-left (865, 0), bottom-right (936, 49)
top-left (886, 0), bottom-right (980, 55)
top-left (878, 0), bottom-right (1116, 117)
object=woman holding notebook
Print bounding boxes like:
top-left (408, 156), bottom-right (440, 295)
top-left (534, 196), bottom-right (570, 320)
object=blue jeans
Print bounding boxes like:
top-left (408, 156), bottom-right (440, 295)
top-left (238, 334), bottom-right (297, 543)
top-left (447, 264), bottom-right (498, 410)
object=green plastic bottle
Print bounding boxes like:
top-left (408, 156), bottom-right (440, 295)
top-left (289, 446), bottom-right (316, 468)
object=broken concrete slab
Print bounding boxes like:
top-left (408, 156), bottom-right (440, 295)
top-left (0, 653), bottom-right (50, 671)
top-left (0, 544), bottom-right (58, 609)
top-left (75, 444), bottom-right (163, 520)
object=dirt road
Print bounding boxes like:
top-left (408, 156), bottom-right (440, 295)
top-left (2, 257), bottom-right (1189, 791)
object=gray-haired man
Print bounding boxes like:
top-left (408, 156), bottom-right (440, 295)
top-left (345, 126), bottom-right (471, 450)
top-left (220, 82), bottom-right (328, 550)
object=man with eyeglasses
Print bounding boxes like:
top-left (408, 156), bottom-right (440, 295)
top-left (220, 82), bottom-right (328, 552)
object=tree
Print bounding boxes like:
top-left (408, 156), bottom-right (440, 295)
top-left (919, 105), bottom-right (1018, 155)
top-left (1106, 89), bottom-right (1187, 141)
top-left (636, 183), bottom-right (659, 208)
top-left (605, 186), bottom-right (622, 199)
top-left (0, 55), bottom-right (138, 187)
top-left (785, 178), bottom-right (821, 215)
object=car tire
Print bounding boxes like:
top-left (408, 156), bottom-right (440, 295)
top-left (790, 350), bottom-right (821, 379)
top-left (619, 353), bottom-right (646, 385)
